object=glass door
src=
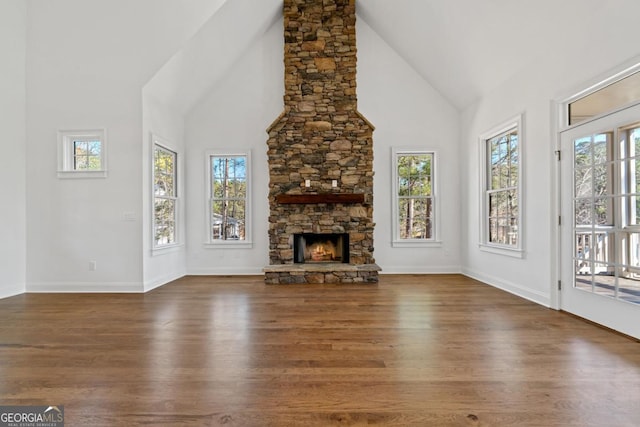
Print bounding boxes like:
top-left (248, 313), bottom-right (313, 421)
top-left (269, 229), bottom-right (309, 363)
top-left (560, 103), bottom-right (640, 339)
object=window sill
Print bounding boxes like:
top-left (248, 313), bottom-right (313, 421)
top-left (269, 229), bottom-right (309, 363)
top-left (479, 243), bottom-right (524, 258)
top-left (392, 240), bottom-right (443, 248)
top-left (57, 170), bottom-right (108, 179)
top-left (152, 243), bottom-right (184, 256)
top-left (204, 241), bottom-right (253, 249)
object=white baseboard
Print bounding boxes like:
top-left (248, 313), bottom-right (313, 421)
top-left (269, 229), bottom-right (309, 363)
top-left (461, 267), bottom-right (551, 307)
top-left (379, 265), bottom-right (462, 274)
top-left (144, 271), bottom-right (186, 292)
top-left (187, 267), bottom-right (265, 276)
top-left (0, 283), bottom-right (26, 300)
top-left (26, 282), bottom-right (144, 293)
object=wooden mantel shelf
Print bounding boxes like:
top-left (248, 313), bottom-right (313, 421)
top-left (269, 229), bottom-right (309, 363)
top-left (276, 193), bottom-right (365, 204)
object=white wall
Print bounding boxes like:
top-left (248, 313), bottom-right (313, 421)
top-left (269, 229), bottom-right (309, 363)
top-left (184, 18), bottom-right (284, 275)
top-left (183, 16), bottom-right (461, 276)
top-left (24, 0), bottom-right (225, 292)
top-left (358, 18), bottom-right (461, 273)
top-left (0, 0), bottom-right (27, 298)
top-left (19, 0), bottom-right (640, 297)
top-left (460, 2), bottom-right (640, 306)
top-left (142, 94), bottom-right (187, 290)
top-left (141, 0), bottom-right (280, 282)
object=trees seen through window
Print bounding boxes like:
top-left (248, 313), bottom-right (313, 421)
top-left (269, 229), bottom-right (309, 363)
top-left (210, 155), bottom-right (247, 241)
top-left (396, 152), bottom-right (434, 240)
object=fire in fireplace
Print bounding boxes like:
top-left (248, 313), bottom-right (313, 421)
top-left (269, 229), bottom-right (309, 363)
top-left (293, 233), bottom-right (349, 264)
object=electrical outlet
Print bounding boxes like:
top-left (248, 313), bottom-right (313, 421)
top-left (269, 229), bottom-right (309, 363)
top-left (89, 261), bottom-right (97, 271)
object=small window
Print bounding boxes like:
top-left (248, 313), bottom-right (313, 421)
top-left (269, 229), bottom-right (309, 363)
top-left (206, 151), bottom-right (251, 247)
top-left (480, 115), bottom-right (523, 256)
top-left (57, 129), bottom-right (107, 178)
top-left (569, 70), bottom-right (640, 126)
top-left (153, 144), bottom-right (178, 247)
top-left (392, 149), bottom-right (439, 247)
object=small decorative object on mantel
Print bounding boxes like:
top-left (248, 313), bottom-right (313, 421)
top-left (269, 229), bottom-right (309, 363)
top-left (275, 193), bottom-right (365, 204)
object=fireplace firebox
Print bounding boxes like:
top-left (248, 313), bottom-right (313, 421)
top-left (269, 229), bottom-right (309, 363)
top-left (294, 233), bottom-right (349, 264)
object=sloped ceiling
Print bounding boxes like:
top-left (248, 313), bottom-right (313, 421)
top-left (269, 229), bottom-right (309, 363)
top-left (358, 0), bottom-right (611, 109)
top-left (148, 0), bottom-right (624, 114)
top-left (144, 0), bottom-right (281, 114)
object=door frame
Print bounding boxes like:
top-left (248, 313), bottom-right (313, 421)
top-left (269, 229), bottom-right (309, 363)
top-left (552, 58), bottom-right (640, 336)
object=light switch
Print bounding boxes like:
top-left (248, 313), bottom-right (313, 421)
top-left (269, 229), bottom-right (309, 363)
top-left (305, 179), bottom-right (311, 187)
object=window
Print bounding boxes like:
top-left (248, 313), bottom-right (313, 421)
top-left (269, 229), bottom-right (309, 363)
top-left (480, 115), bottom-right (523, 256)
top-left (572, 123), bottom-right (640, 304)
top-left (206, 152), bottom-right (251, 247)
top-left (568, 69), bottom-right (640, 126)
top-left (153, 144), bottom-right (178, 247)
top-left (57, 129), bottom-right (107, 178)
top-left (392, 149), bottom-right (438, 247)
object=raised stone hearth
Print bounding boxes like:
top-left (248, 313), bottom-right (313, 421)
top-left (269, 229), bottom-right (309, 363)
top-left (264, 0), bottom-right (379, 284)
top-left (264, 263), bottom-right (380, 284)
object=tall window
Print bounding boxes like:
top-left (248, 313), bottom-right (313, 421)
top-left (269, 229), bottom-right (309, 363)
top-left (153, 144), bottom-right (177, 247)
top-left (480, 115), bottom-right (523, 254)
top-left (208, 152), bottom-right (250, 244)
top-left (392, 149), bottom-right (436, 246)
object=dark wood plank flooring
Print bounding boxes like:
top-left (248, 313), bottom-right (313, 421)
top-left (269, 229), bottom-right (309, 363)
top-left (1, 274), bottom-right (639, 426)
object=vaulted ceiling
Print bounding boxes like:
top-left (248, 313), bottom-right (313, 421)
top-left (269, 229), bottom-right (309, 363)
top-left (358, 0), bottom-right (614, 109)
top-left (146, 0), bottom-right (635, 114)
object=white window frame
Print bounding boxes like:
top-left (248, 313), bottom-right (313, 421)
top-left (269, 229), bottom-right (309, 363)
top-left (57, 128), bottom-right (107, 178)
top-left (391, 148), bottom-right (441, 248)
top-left (479, 114), bottom-right (525, 258)
top-left (560, 61), bottom-right (640, 131)
top-left (204, 150), bottom-right (252, 249)
top-left (152, 137), bottom-right (180, 251)
top-left (552, 57), bottom-right (640, 309)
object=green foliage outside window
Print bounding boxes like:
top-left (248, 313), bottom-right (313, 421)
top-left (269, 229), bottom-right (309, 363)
top-left (154, 145), bottom-right (177, 246)
top-left (73, 140), bottom-right (102, 171)
top-left (397, 153), bottom-right (433, 239)
top-left (211, 156), bottom-right (247, 240)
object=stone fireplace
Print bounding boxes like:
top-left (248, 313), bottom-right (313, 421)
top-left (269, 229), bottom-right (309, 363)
top-left (263, 0), bottom-right (380, 284)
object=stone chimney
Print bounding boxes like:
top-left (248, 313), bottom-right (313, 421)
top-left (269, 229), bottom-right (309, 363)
top-left (264, 0), bottom-right (379, 284)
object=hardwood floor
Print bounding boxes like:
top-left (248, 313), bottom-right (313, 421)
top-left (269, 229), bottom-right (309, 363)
top-left (1, 274), bottom-right (639, 426)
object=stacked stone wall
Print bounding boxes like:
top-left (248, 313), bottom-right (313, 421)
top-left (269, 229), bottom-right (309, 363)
top-left (266, 0), bottom-right (377, 283)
